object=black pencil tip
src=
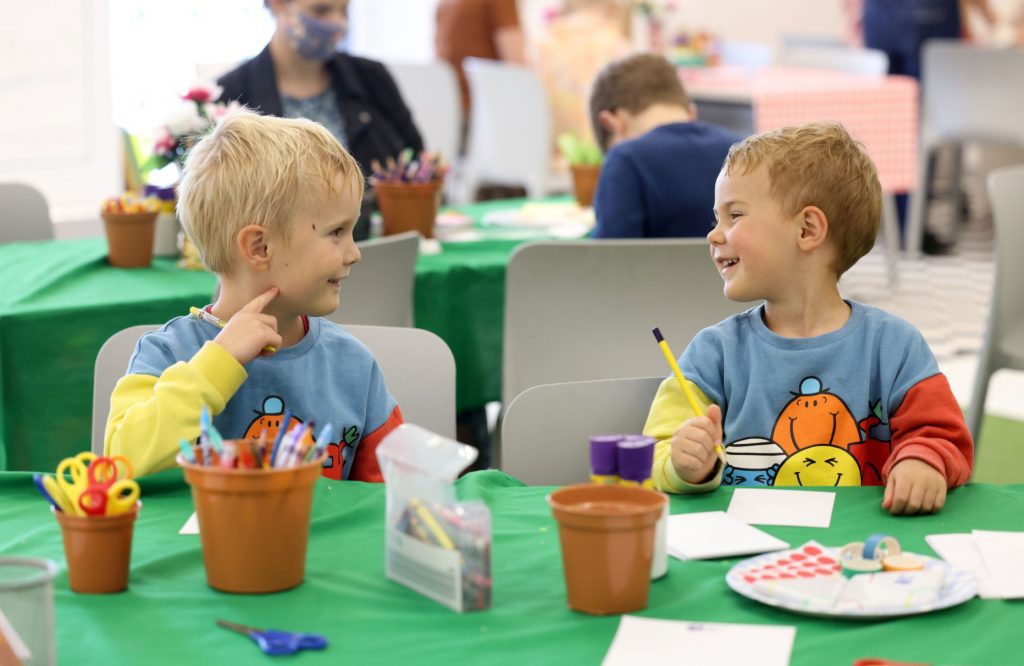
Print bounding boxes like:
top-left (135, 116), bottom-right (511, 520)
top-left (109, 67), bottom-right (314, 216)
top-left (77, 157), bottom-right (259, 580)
top-left (652, 327), bottom-right (663, 342)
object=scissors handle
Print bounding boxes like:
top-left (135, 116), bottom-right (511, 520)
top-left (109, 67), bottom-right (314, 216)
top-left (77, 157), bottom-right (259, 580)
top-left (78, 480), bottom-right (140, 517)
top-left (253, 630), bottom-right (328, 656)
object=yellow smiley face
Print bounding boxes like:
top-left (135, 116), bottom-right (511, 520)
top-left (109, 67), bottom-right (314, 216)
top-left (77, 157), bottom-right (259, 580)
top-left (774, 445), bottom-right (862, 487)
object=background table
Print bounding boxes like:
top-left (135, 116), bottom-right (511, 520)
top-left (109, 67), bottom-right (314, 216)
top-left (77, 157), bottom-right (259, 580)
top-left (0, 199), bottom-right (565, 471)
top-left (681, 66), bottom-right (919, 193)
top-left (1, 472), bottom-right (1021, 665)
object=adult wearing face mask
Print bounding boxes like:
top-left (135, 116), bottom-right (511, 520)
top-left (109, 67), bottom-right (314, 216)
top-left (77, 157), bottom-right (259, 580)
top-left (218, 0), bottom-right (423, 238)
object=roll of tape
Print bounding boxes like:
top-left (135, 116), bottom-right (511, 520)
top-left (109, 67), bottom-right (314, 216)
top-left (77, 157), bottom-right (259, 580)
top-left (841, 557), bottom-right (884, 578)
top-left (882, 553), bottom-right (925, 572)
top-left (862, 533), bottom-right (901, 561)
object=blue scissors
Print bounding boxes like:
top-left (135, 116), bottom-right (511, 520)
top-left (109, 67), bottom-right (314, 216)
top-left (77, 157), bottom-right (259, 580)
top-left (216, 619), bottom-right (327, 655)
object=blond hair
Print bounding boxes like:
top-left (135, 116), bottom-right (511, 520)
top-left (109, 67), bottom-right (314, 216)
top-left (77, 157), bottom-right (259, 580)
top-left (177, 109), bottom-right (363, 275)
top-left (723, 122), bottom-right (881, 276)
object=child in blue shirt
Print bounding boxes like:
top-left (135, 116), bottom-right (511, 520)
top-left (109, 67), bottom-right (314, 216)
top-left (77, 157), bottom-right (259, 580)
top-left (644, 122), bottom-right (973, 515)
top-left (588, 53), bottom-right (740, 238)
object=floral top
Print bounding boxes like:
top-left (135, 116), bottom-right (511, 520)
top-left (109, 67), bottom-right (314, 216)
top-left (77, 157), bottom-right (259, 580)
top-left (282, 88), bottom-right (348, 148)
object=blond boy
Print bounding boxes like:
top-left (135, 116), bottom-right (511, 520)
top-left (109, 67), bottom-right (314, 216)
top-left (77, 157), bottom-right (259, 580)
top-left (644, 122), bottom-right (973, 515)
top-left (106, 110), bottom-right (403, 480)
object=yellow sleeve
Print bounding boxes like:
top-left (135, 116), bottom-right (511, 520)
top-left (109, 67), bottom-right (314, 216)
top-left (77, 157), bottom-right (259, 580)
top-left (643, 376), bottom-right (723, 494)
top-left (105, 341), bottom-right (246, 477)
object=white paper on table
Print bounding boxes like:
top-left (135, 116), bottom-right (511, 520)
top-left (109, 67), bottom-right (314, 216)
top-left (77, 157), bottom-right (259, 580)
top-left (926, 533), bottom-right (998, 599)
top-left (972, 530), bottom-right (1024, 599)
top-left (602, 615), bottom-right (796, 666)
top-left (666, 511), bottom-right (789, 560)
top-left (179, 511), bottom-right (199, 535)
top-left (0, 608), bottom-right (31, 660)
top-left (726, 488), bottom-right (835, 528)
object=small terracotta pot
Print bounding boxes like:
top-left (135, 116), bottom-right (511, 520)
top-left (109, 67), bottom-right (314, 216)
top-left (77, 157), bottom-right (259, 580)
top-left (373, 180), bottom-right (442, 238)
top-left (548, 484), bottom-right (665, 615)
top-left (54, 502), bottom-right (140, 594)
top-left (570, 164), bottom-right (602, 208)
top-left (102, 211), bottom-right (157, 268)
top-left (179, 452), bottom-right (324, 594)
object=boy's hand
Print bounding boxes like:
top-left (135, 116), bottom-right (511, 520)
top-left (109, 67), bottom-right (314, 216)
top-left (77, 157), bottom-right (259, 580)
top-left (882, 459), bottom-right (947, 515)
top-left (670, 404), bottom-right (723, 484)
top-left (214, 287), bottom-right (283, 365)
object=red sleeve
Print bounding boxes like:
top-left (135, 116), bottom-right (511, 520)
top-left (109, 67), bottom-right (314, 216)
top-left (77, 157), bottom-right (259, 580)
top-left (348, 405), bottom-right (404, 482)
top-left (883, 374), bottom-right (974, 488)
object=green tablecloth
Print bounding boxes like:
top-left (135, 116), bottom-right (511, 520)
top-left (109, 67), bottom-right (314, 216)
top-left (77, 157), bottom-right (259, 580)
top-left (0, 199), bottom-right (558, 471)
top-left (1, 472), bottom-right (1021, 665)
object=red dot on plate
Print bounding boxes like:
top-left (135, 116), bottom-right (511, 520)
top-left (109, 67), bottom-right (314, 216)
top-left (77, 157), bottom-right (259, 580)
top-left (744, 576), bottom-right (757, 583)
top-left (761, 575), bottom-right (776, 580)
top-left (777, 559), bottom-right (790, 566)
top-left (798, 570), bottom-right (814, 578)
top-left (791, 553), bottom-right (806, 561)
top-left (816, 569), bottom-right (834, 576)
top-left (779, 573), bottom-right (795, 579)
top-left (803, 560), bottom-right (818, 567)
top-left (818, 556), bottom-right (835, 565)
top-left (805, 546), bottom-right (822, 556)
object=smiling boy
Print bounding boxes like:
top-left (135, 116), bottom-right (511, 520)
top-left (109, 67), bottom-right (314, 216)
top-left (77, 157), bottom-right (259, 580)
top-left (105, 110), bottom-right (402, 480)
top-left (643, 122), bottom-right (973, 515)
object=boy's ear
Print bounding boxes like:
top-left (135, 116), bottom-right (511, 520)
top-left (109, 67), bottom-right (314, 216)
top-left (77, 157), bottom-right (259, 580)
top-left (598, 109), bottom-right (628, 145)
top-left (797, 205), bottom-right (829, 252)
top-left (236, 224), bottom-right (271, 272)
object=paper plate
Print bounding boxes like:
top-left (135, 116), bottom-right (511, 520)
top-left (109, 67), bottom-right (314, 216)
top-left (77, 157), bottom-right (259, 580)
top-left (725, 541), bottom-right (977, 619)
top-left (480, 203), bottom-right (594, 230)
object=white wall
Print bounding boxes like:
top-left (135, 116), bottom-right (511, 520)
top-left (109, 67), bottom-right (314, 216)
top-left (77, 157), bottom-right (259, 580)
top-left (0, 0), bottom-right (120, 225)
top-left (348, 0), bottom-right (440, 64)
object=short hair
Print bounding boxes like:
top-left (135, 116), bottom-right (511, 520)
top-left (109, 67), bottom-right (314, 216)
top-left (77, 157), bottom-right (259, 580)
top-left (589, 53), bottom-right (691, 152)
top-left (177, 109), bottom-right (362, 275)
top-left (722, 122), bottom-right (881, 276)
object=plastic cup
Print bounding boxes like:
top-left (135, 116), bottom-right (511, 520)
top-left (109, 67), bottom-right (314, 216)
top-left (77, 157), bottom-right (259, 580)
top-left (101, 211), bottom-right (158, 267)
top-left (0, 557), bottom-right (57, 665)
top-left (179, 453), bottom-right (324, 594)
top-left (53, 503), bottom-right (140, 594)
top-left (373, 180), bottom-right (442, 238)
top-left (548, 484), bottom-right (666, 615)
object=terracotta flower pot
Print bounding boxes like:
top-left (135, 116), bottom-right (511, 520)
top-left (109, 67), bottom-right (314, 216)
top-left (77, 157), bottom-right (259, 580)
top-left (373, 180), bottom-right (442, 238)
top-left (102, 211), bottom-right (157, 268)
top-left (548, 484), bottom-right (665, 615)
top-left (54, 503), bottom-right (140, 594)
top-left (179, 452), bottom-right (324, 594)
top-left (570, 164), bottom-right (602, 208)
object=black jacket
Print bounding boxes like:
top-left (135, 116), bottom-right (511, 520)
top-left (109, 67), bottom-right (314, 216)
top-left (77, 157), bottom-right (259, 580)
top-left (217, 45), bottom-right (424, 176)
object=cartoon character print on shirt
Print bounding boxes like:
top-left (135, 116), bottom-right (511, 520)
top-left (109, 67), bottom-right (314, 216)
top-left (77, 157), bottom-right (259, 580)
top-left (722, 438), bottom-right (786, 487)
top-left (848, 401), bottom-right (892, 486)
top-left (774, 444), bottom-right (862, 486)
top-left (242, 395), bottom-right (357, 479)
top-left (770, 377), bottom-right (861, 455)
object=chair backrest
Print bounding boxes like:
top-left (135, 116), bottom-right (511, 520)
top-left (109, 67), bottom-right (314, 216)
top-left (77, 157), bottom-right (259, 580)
top-left (0, 182), bottom-right (54, 243)
top-left (327, 231), bottom-right (419, 327)
top-left (385, 60), bottom-right (461, 163)
top-left (986, 164), bottom-right (1024, 365)
top-left (92, 322), bottom-right (455, 454)
top-left (778, 46), bottom-right (889, 76)
top-left (502, 240), bottom-right (749, 408)
top-left (922, 41), bottom-right (1024, 145)
top-left (462, 57), bottom-right (552, 197)
top-left (502, 377), bottom-right (664, 485)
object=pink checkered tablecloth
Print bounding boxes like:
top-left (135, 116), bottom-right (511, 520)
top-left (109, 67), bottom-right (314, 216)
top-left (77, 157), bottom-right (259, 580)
top-left (680, 66), bottom-right (919, 192)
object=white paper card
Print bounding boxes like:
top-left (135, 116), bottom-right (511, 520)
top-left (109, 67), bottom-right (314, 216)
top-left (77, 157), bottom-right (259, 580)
top-left (666, 511), bottom-right (789, 560)
top-left (727, 488), bottom-right (835, 528)
top-left (602, 615), bottom-right (796, 666)
top-left (972, 530), bottom-right (1024, 599)
top-left (926, 533), bottom-right (998, 599)
top-left (179, 511), bottom-right (199, 535)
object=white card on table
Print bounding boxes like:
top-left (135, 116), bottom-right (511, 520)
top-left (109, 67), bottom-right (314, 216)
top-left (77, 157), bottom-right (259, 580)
top-left (926, 533), bottom-right (998, 599)
top-left (972, 530), bottom-right (1024, 599)
top-left (602, 615), bottom-right (796, 666)
top-left (667, 511), bottom-right (789, 560)
top-left (179, 511), bottom-right (199, 535)
top-left (727, 488), bottom-right (835, 528)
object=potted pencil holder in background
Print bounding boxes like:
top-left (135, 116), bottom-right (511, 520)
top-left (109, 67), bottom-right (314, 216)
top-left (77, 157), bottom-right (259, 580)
top-left (100, 194), bottom-right (159, 268)
top-left (558, 132), bottom-right (603, 208)
top-left (370, 149), bottom-right (449, 239)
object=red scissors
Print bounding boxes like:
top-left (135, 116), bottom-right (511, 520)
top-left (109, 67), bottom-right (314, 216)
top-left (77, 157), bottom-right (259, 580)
top-left (77, 456), bottom-right (140, 517)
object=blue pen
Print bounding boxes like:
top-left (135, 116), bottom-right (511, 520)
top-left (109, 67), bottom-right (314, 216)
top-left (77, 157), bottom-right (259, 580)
top-left (310, 423), bottom-right (334, 461)
top-left (33, 474), bottom-right (64, 512)
top-left (276, 423), bottom-right (304, 468)
top-left (200, 406), bottom-right (224, 453)
top-left (270, 410), bottom-right (292, 465)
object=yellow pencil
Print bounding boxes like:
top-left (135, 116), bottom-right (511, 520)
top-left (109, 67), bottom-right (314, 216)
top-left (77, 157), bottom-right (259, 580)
top-left (189, 307), bottom-right (277, 353)
top-left (652, 327), bottom-right (725, 461)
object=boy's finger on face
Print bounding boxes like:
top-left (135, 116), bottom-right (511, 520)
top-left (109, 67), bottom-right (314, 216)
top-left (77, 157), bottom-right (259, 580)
top-left (243, 286), bottom-right (279, 313)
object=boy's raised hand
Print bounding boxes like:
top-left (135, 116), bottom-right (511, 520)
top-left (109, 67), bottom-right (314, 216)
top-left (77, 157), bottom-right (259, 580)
top-left (214, 287), bottom-right (283, 365)
top-left (670, 404), bottom-right (723, 484)
top-left (882, 459), bottom-right (947, 515)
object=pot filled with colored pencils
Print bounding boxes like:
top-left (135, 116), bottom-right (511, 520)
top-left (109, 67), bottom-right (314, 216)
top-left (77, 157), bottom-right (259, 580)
top-left (370, 149), bottom-right (449, 238)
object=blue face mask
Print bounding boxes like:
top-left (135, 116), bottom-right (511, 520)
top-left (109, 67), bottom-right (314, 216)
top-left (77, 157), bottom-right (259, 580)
top-left (286, 10), bottom-right (346, 61)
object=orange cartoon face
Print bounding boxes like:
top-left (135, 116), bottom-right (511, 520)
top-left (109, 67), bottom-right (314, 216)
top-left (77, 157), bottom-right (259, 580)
top-left (242, 395), bottom-right (294, 442)
top-left (771, 377), bottom-right (861, 455)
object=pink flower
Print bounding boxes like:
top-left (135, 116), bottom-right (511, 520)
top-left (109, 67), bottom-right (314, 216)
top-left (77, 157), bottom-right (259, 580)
top-left (182, 83), bottom-right (223, 104)
top-left (153, 127), bottom-right (176, 154)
